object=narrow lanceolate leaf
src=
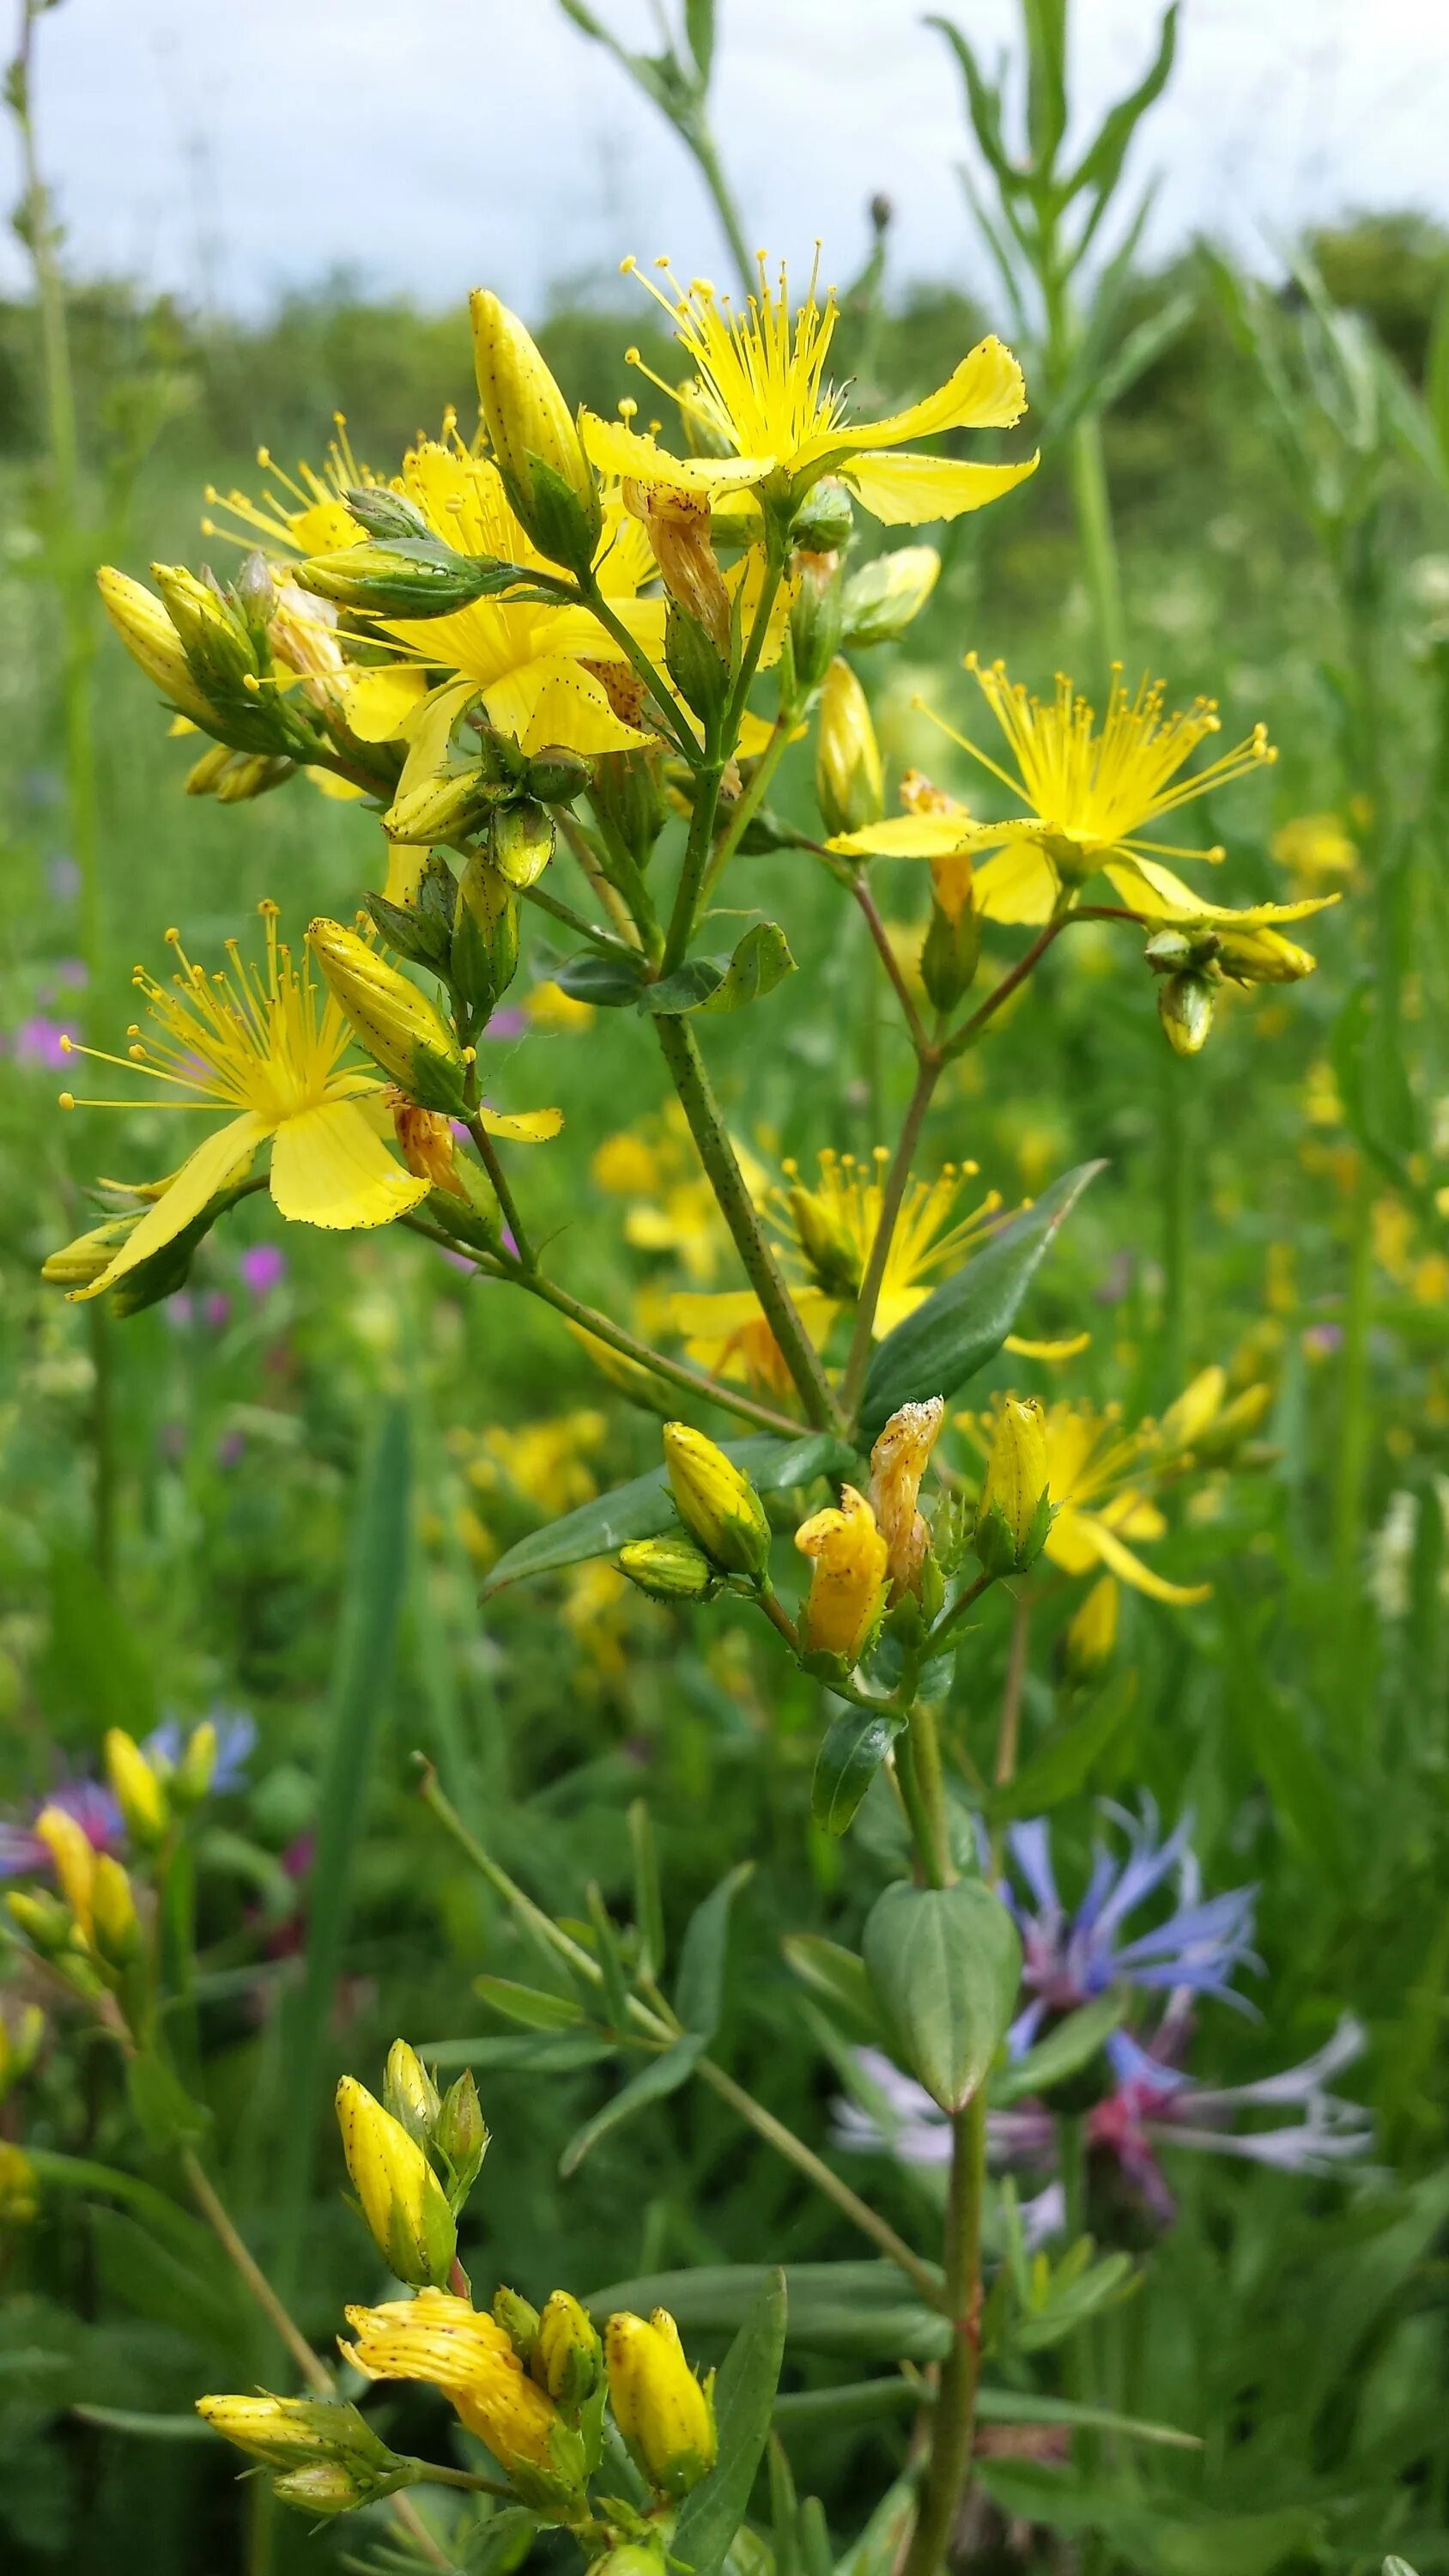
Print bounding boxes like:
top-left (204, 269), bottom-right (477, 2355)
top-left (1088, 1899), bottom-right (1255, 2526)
top-left (863, 1880), bottom-right (1022, 2113)
top-left (582, 2263), bottom-right (948, 2364)
top-left (769, 2381), bottom-right (1199, 2451)
top-left (780, 1935), bottom-right (883, 2046)
top-left (671, 2271), bottom-right (787, 2576)
top-left (858, 1162), bottom-right (1105, 1443)
top-left (812, 1705), bottom-right (906, 1836)
top-left (473, 1974), bottom-right (585, 2031)
top-left (558, 2033), bottom-right (704, 2178)
top-left (675, 1862), bottom-right (754, 2040)
top-left (990, 1990), bottom-right (1128, 2106)
top-left (481, 1433), bottom-right (856, 1595)
top-left (984, 1671), bottom-right (1137, 1822)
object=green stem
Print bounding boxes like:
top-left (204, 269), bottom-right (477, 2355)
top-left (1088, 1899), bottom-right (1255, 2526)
top-left (1160, 1051), bottom-right (1192, 1401)
top-left (943, 904), bottom-right (1071, 1060)
top-left (652, 1015), bottom-right (844, 1431)
top-left (840, 1049), bottom-right (943, 1419)
top-left (900, 2094), bottom-right (986, 2576)
top-left (179, 2147), bottom-right (333, 2397)
top-left (1068, 412), bottom-right (1125, 668)
top-left (579, 578), bottom-right (699, 765)
top-left (684, 118), bottom-right (755, 301)
top-left (694, 2057), bottom-right (948, 2308)
top-left (518, 871), bottom-right (640, 961)
top-left (585, 795), bottom-right (664, 956)
top-left (852, 873), bottom-right (931, 1054)
top-left (664, 760), bottom-right (726, 972)
top-left (464, 1110), bottom-right (536, 1270)
top-left (1331, 1152), bottom-right (1374, 1603)
top-left (554, 807), bottom-right (641, 945)
top-left (700, 704), bottom-right (794, 906)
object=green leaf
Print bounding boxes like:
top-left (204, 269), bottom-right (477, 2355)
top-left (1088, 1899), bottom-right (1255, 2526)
top-left (780, 1935), bottom-right (883, 2046)
top-left (834, 2470), bottom-right (920, 2576)
top-left (461, 2507), bottom-right (543, 2576)
top-left (683, 0), bottom-right (715, 81)
top-left (676, 1862), bottom-right (754, 2039)
top-left (71, 2405), bottom-right (213, 2440)
top-left (553, 949), bottom-right (648, 1007)
top-left (858, 1163), bottom-right (1104, 1442)
top-left (990, 1990), bottom-right (1128, 2105)
top-left (583, 2262), bottom-right (948, 2363)
top-left (638, 922), bottom-right (797, 1018)
top-left (1062, 4), bottom-right (1179, 210)
top-left (272, 1402), bottom-right (411, 2311)
top-left (984, 1672), bottom-right (1137, 1823)
top-left (770, 2381), bottom-right (1197, 2450)
top-left (481, 1432), bottom-right (855, 1595)
top-left (425, 2033), bottom-right (615, 2075)
top-left (558, 2033), bottom-right (704, 2178)
top-left (125, 2050), bottom-right (211, 2151)
top-left (700, 922), bottom-right (797, 1014)
top-left (812, 1705), bottom-right (905, 1835)
top-left (1010, 2249), bottom-right (1137, 2352)
top-left (671, 2270), bottom-right (787, 2576)
top-left (863, 1880), bottom-right (1022, 2112)
top-left (628, 1798), bottom-right (665, 1980)
top-left (473, 1975), bottom-right (585, 2031)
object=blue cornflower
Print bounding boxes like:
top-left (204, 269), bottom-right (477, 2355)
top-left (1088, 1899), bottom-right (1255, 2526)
top-left (996, 1797), bottom-right (1259, 2049)
top-left (144, 1708), bottom-right (257, 1795)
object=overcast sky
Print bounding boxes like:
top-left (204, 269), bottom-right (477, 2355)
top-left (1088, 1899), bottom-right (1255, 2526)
top-left (3, 0), bottom-right (1446, 318)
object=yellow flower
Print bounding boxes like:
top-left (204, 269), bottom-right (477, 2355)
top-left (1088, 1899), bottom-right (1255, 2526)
top-left (342, 2291), bottom-right (578, 2492)
top-left (96, 566), bottom-right (219, 726)
top-left (335, 2075), bottom-right (457, 2288)
top-left (470, 290), bottom-right (601, 571)
top-left (795, 1485), bottom-right (889, 1663)
top-left (604, 2307), bottom-right (717, 2498)
top-left (663, 1423), bottom-right (771, 1577)
top-left (868, 1398), bottom-right (944, 1601)
top-left (0, 2142), bottom-right (39, 2227)
top-left (33, 1806), bottom-right (97, 1942)
top-left (1271, 811), bottom-right (1357, 883)
top-left (55, 907), bottom-right (431, 1303)
top-left (668, 1151), bottom-right (1000, 1382)
top-left (1062, 1573), bottom-right (1119, 1681)
top-left (103, 1728), bottom-right (169, 1848)
top-left (591, 1104), bottom-right (755, 1285)
top-left (975, 1394), bottom-right (1051, 1572)
top-left (816, 656), bottom-right (884, 837)
top-left (458, 1411), bottom-right (607, 1519)
top-left (583, 253), bottom-right (1037, 527)
top-left (960, 1394), bottom-right (1210, 1605)
top-left (840, 660), bottom-right (1336, 937)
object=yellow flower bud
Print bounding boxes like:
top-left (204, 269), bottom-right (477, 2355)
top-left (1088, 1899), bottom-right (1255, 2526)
top-left (0, 2005), bottom-right (45, 2104)
top-left (196, 2393), bottom-right (399, 2483)
top-left (605, 2307), bottom-right (716, 2499)
top-left (41, 1215), bottom-right (142, 1290)
top-left (1216, 925), bottom-right (1316, 986)
top-left (335, 2075), bottom-right (458, 2289)
top-left (270, 2461), bottom-right (379, 2514)
top-left (307, 918), bottom-right (466, 1114)
top-left (840, 544), bottom-right (940, 647)
top-left (5, 1889), bottom-right (73, 1956)
top-left (149, 562), bottom-right (258, 703)
top-left (435, 2069), bottom-right (489, 2194)
top-left (175, 1721), bottom-right (217, 1805)
top-left (470, 289), bottom-right (601, 572)
top-left (662, 1424), bottom-right (771, 1578)
top-left (343, 2291), bottom-right (582, 2500)
top-left (869, 1398), bottom-right (944, 1602)
top-left (0, 2142), bottom-right (38, 2227)
top-left (1062, 1574), bottom-right (1119, 1684)
top-left (619, 1534), bottom-right (718, 1602)
top-left (815, 657), bottom-right (882, 839)
top-left (104, 1727), bottom-right (170, 1849)
top-left (494, 2285), bottom-right (543, 2365)
top-left (89, 1855), bottom-right (141, 1970)
top-left (382, 765), bottom-right (499, 847)
top-left (1158, 970), bottom-right (1215, 1057)
top-left (536, 2288), bottom-right (603, 2406)
top-left (96, 566), bottom-right (217, 725)
top-left (33, 1805), bottom-right (98, 1942)
top-left (974, 1396), bottom-right (1050, 1577)
top-left (794, 1485), bottom-right (888, 1665)
top-left (383, 2039), bottom-right (441, 2142)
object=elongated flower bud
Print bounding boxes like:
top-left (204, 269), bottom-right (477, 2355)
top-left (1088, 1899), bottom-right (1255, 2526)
top-left (384, 2039), bottom-right (441, 2142)
top-left (104, 1728), bottom-right (169, 1849)
top-left (1062, 1574), bottom-right (1119, 1684)
top-left (150, 563), bottom-right (259, 703)
top-left (33, 1805), bottom-right (98, 1942)
top-left (494, 2286), bottom-right (543, 2366)
top-left (1159, 970), bottom-right (1215, 1056)
top-left (605, 2308), bottom-right (716, 2498)
top-left (383, 766), bottom-right (500, 847)
top-left (41, 1215), bottom-right (142, 1290)
top-left (452, 851), bottom-right (521, 1019)
top-left (974, 1396), bottom-right (1051, 1577)
top-left (89, 1855), bottom-right (141, 1970)
top-left (0, 2004), bottom-right (45, 2104)
top-left (297, 539), bottom-right (500, 617)
top-left (619, 1534), bottom-right (718, 1601)
top-left (662, 1423), bottom-right (771, 1578)
top-left (471, 290), bottom-right (601, 572)
top-left (1216, 925), bottom-right (1316, 985)
top-left (175, 1721), bottom-right (218, 1805)
top-left (869, 1398), bottom-right (944, 1602)
top-left (196, 2394), bottom-right (399, 2476)
top-left (436, 2069), bottom-right (488, 2193)
top-left (536, 2289), bottom-right (603, 2406)
top-left (307, 919), bottom-right (466, 1114)
top-left (815, 657), bottom-right (882, 839)
top-left (97, 566), bottom-right (218, 725)
top-left (795, 1485), bottom-right (888, 1665)
top-left (335, 2075), bottom-right (458, 2288)
top-left (840, 544), bottom-right (940, 647)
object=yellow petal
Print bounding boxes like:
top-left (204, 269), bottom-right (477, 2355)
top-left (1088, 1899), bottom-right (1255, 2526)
top-left (971, 840), bottom-right (1059, 924)
top-left (1067, 1509), bottom-right (1210, 1605)
top-left (306, 767), bottom-right (367, 800)
top-left (580, 413), bottom-right (773, 495)
top-left (167, 714), bottom-right (198, 738)
top-left (827, 337), bottom-right (1029, 452)
top-left (70, 1113), bottom-right (268, 1302)
top-left (343, 663), bottom-right (431, 744)
top-left (385, 839), bottom-right (425, 905)
top-left (482, 655), bottom-right (650, 756)
top-left (1105, 860), bottom-right (1339, 929)
top-left (268, 1097), bottom-right (430, 1230)
top-left (477, 1105), bottom-right (563, 1142)
top-left (841, 451), bottom-right (1038, 527)
top-left (828, 815), bottom-right (973, 861)
top-left (1003, 1331), bottom-right (1092, 1361)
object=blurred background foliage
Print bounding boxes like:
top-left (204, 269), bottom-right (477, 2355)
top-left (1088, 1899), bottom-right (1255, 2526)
top-left (4, 82), bottom-right (1449, 2573)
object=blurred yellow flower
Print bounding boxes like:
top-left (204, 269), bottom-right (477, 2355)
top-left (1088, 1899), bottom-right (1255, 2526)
top-left (958, 1388), bottom-right (1222, 1605)
top-left (1270, 811), bottom-right (1357, 883)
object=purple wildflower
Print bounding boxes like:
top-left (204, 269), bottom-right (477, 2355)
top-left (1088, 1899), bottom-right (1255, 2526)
top-left (480, 1009), bottom-right (528, 1041)
top-left (10, 1017), bottom-right (72, 1071)
top-left (239, 1245), bottom-right (287, 1297)
top-left (995, 1800), bottom-right (1259, 2049)
top-left (0, 1777), bottom-right (124, 1879)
